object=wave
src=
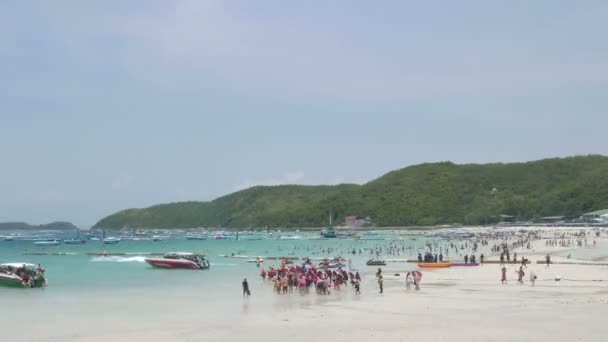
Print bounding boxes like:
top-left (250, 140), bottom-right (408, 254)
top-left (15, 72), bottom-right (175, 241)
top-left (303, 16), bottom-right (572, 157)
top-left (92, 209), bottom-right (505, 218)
top-left (90, 256), bottom-right (148, 263)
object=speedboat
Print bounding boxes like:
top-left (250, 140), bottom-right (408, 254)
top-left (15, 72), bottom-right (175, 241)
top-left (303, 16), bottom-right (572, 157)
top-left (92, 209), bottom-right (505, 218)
top-left (2, 236), bottom-right (14, 241)
top-left (0, 263), bottom-right (47, 288)
top-left (34, 240), bottom-right (61, 246)
top-left (152, 235), bottom-right (171, 241)
top-left (103, 237), bottom-right (121, 244)
top-left (145, 252), bottom-right (210, 270)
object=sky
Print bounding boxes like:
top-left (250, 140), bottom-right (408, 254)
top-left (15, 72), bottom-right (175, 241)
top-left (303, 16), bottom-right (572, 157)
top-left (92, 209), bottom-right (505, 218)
top-left (1, 1), bottom-right (607, 227)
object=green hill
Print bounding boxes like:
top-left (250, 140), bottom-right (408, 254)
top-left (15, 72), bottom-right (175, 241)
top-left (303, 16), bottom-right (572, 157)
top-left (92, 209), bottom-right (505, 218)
top-left (93, 155), bottom-right (608, 229)
top-left (0, 221), bottom-right (79, 231)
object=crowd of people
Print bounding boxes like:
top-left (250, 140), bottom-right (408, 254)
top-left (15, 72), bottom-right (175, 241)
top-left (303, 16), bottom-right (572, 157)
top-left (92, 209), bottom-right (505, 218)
top-left (260, 258), bottom-right (362, 296)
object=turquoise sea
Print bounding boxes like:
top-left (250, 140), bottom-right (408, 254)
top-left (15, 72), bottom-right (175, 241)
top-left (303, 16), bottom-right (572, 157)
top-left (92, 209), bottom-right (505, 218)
top-left (0, 231), bottom-right (433, 341)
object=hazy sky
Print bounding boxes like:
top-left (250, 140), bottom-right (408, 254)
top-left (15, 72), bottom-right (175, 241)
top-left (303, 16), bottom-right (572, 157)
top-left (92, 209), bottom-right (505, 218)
top-left (1, 1), bottom-right (607, 227)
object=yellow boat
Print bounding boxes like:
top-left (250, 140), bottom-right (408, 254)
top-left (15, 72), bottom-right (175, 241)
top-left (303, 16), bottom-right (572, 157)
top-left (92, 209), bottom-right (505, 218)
top-left (417, 261), bottom-right (452, 268)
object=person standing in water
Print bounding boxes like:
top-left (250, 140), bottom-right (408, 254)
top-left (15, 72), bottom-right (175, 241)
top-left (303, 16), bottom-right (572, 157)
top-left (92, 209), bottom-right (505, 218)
top-left (501, 266), bottom-right (507, 284)
top-left (517, 266), bottom-right (525, 284)
top-left (529, 271), bottom-right (536, 286)
top-left (405, 272), bottom-right (413, 291)
top-left (242, 278), bottom-right (251, 297)
top-left (378, 274), bottom-right (384, 294)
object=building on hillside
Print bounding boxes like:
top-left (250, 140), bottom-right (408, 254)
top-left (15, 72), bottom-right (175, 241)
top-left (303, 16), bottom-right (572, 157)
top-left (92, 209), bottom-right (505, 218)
top-left (498, 214), bottom-right (516, 223)
top-left (581, 209), bottom-right (608, 222)
top-left (345, 215), bottom-right (372, 228)
top-left (542, 216), bottom-right (565, 224)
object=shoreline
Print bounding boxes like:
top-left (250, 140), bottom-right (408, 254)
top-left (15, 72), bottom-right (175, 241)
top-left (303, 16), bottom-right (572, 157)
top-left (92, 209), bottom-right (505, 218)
top-left (1, 226), bottom-right (607, 342)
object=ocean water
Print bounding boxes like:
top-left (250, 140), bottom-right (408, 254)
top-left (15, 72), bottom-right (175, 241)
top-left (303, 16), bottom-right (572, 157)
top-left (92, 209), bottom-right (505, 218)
top-left (0, 232), bottom-right (428, 341)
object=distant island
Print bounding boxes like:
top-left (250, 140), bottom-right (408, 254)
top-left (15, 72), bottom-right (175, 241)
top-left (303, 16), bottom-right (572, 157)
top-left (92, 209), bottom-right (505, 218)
top-left (93, 155), bottom-right (608, 229)
top-left (0, 221), bottom-right (79, 231)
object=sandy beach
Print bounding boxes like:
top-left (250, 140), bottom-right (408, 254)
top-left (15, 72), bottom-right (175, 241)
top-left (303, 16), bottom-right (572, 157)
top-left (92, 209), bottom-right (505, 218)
top-left (6, 227), bottom-right (602, 342)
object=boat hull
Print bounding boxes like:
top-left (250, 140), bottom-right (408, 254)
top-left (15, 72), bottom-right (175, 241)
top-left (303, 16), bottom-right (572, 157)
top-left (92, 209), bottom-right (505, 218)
top-left (34, 241), bottom-right (60, 246)
top-left (366, 261), bottom-right (387, 266)
top-left (418, 262), bottom-right (452, 268)
top-left (0, 275), bottom-right (26, 288)
top-left (145, 258), bottom-right (201, 269)
top-left (451, 263), bottom-right (479, 267)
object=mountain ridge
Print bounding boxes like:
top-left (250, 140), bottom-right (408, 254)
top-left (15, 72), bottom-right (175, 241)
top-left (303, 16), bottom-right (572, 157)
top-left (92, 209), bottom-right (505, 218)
top-left (93, 155), bottom-right (608, 229)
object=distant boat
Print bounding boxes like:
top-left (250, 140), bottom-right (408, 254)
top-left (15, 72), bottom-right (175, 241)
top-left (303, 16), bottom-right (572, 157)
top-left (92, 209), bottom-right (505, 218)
top-left (366, 259), bottom-right (387, 266)
top-left (321, 211), bottom-right (337, 238)
top-left (64, 239), bottom-right (86, 245)
top-left (320, 227), bottom-right (337, 238)
top-left (185, 234), bottom-right (207, 240)
top-left (152, 235), bottom-right (171, 242)
top-left (34, 240), bottom-right (61, 246)
top-left (2, 236), bottom-right (14, 241)
top-left (103, 237), bottom-right (121, 244)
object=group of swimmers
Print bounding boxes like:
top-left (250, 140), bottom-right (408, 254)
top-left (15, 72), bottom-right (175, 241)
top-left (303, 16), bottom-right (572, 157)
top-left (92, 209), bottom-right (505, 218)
top-left (261, 258), bottom-right (362, 296)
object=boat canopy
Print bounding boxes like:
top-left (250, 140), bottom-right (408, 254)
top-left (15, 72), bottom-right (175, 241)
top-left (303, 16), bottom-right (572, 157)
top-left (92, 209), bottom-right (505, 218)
top-left (1, 263), bottom-right (38, 269)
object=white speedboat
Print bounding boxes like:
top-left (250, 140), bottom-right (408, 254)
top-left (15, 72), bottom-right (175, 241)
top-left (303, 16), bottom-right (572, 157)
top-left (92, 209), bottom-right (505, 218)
top-left (103, 237), bottom-right (121, 244)
top-left (152, 235), bottom-right (171, 241)
top-left (34, 240), bottom-right (61, 246)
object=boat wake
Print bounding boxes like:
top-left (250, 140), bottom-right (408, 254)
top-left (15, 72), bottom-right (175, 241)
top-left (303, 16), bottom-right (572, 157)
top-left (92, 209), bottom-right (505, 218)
top-left (209, 263), bottom-right (238, 267)
top-left (90, 256), bottom-right (148, 263)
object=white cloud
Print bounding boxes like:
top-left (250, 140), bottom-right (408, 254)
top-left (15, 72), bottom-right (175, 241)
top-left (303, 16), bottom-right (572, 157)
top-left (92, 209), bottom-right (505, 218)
top-left (111, 1), bottom-right (608, 99)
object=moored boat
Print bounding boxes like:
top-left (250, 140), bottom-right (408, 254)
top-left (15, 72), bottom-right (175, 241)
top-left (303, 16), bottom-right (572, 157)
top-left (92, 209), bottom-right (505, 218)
top-left (185, 234), bottom-right (207, 240)
top-left (103, 237), bottom-right (121, 244)
top-left (320, 227), bottom-right (337, 238)
top-left (366, 259), bottom-right (387, 266)
top-left (0, 263), bottom-right (47, 288)
top-left (145, 252), bottom-right (210, 270)
top-left (418, 261), bottom-right (452, 268)
top-left (64, 239), bottom-right (86, 244)
top-left (34, 240), bottom-right (61, 246)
